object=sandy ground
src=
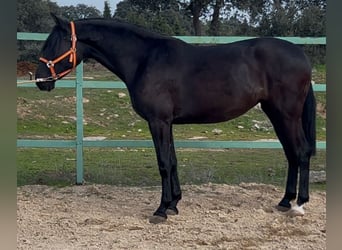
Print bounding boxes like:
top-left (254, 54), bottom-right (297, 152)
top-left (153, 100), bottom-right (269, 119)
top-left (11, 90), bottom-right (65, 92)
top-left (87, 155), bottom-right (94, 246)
top-left (17, 183), bottom-right (326, 249)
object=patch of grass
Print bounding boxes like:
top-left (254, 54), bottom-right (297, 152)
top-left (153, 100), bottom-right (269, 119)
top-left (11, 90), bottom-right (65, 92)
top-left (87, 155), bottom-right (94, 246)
top-left (17, 148), bottom-right (76, 186)
top-left (312, 64), bottom-right (326, 83)
top-left (17, 148), bottom-right (326, 191)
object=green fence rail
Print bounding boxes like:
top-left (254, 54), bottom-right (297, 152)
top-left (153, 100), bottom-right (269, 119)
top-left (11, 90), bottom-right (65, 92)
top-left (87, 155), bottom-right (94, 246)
top-left (17, 33), bottom-right (326, 184)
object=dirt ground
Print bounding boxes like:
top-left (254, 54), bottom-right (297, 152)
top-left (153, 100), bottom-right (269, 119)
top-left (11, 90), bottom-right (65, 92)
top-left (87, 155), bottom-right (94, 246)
top-left (17, 183), bottom-right (326, 250)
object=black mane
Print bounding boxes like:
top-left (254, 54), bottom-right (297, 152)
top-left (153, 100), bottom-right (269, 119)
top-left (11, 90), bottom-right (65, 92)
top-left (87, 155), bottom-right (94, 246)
top-left (75, 18), bottom-right (171, 41)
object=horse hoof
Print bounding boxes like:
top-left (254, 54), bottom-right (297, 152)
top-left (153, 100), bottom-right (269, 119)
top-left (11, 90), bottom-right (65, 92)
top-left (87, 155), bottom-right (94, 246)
top-left (287, 205), bottom-right (305, 217)
top-left (166, 208), bottom-right (178, 215)
top-left (275, 205), bottom-right (291, 212)
top-left (276, 198), bottom-right (292, 212)
top-left (149, 215), bottom-right (167, 224)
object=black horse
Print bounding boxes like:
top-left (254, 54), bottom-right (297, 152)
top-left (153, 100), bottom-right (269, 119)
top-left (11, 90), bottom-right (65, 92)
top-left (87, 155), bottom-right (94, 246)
top-left (35, 14), bottom-right (316, 223)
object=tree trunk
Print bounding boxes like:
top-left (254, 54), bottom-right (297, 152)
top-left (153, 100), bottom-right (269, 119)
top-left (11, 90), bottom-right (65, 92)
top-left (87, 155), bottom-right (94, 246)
top-left (189, 0), bottom-right (204, 36)
top-left (193, 11), bottom-right (202, 35)
top-left (209, 0), bottom-right (224, 35)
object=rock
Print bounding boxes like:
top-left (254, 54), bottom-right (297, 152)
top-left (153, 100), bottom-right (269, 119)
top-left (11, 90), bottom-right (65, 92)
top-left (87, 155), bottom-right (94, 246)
top-left (188, 136), bottom-right (208, 140)
top-left (212, 129), bottom-right (223, 135)
top-left (83, 136), bottom-right (107, 141)
top-left (253, 124), bottom-right (260, 129)
top-left (310, 170), bottom-right (326, 183)
top-left (118, 92), bottom-right (127, 98)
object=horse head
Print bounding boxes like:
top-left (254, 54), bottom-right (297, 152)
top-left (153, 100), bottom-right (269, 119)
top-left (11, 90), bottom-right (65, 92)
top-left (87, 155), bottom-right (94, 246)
top-left (35, 13), bottom-right (79, 91)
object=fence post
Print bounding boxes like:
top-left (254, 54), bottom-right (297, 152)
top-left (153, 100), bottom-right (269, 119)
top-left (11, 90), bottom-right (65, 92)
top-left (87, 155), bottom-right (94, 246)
top-left (76, 62), bottom-right (84, 184)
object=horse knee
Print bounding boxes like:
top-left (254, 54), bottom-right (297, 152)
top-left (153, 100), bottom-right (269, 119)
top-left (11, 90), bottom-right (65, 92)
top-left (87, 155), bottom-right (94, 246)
top-left (157, 160), bottom-right (171, 176)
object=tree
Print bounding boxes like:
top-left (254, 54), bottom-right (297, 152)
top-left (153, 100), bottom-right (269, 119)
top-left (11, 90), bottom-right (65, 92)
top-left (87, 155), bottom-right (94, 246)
top-left (114, 0), bottom-right (192, 35)
top-left (186, 0), bottom-right (211, 35)
top-left (17, 0), bottom-right (102, 62)
top-left (17, 0), bottom-right (59, 32)
top-left (294, 3), bottom-right (326, 36)
top-left (293, 0), bottom-right (326, 65)
top-left (208, 0), bottom-right (224, 35)
top-left (17, 0), bottom-right (61, 62)
top-left (103, 1), bottom-right (112, 18)
top-left (255, 0), bottom-right (326, 36)
top-left (17, 0), bottom-right (326, 63)
top-left (59, 4), bottom-right (102, 21)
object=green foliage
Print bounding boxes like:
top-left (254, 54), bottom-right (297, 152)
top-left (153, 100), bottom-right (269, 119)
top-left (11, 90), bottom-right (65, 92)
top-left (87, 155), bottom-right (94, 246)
top-left (59, 4), bottom-right (102, 21)
top-left (294, 5), bottom-right (326, 36)
top-left (103, 1), bottom-right (112, 19)
top-left (17, 0), bottom-right (326, 63)
top-left (17, 0), bottom-right (101, 62)
top-left (17, 0), bottom-right (56, 62)
top-left (16, 0), bottom-right (326, 36)
top-left (114, 0), bottom-right (193, 35)
top-left (17, 0), bottom-right (58, 32)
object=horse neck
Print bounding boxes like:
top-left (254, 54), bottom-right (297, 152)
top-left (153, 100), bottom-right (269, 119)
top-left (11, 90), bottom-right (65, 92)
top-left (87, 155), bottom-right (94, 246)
top-left (76, 21), bottom-right (151, 84)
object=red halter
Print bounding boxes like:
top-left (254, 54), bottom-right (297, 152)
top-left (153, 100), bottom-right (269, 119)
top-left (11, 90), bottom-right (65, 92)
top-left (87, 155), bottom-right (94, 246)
top-left (38, 21), bottom-right (77, 82)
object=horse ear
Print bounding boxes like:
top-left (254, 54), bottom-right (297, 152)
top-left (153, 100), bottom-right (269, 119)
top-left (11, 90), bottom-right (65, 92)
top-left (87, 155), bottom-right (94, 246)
top-left (50, 13), bottom-right (69, 30)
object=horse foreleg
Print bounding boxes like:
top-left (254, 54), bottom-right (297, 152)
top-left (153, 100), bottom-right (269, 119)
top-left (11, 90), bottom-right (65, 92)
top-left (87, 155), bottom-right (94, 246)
top-left (166, 131), bottom-right (182, 215)
top-left (148, 119), bottom-right (173, 223)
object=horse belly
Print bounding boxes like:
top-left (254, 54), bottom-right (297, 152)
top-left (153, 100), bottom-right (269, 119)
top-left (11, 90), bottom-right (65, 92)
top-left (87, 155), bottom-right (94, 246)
top-left (173, 113), bottom-right (242, 124)
top-left (171, 59), bottom-right (264, 124)
top-left (173, 96), bottom-right (255, 124)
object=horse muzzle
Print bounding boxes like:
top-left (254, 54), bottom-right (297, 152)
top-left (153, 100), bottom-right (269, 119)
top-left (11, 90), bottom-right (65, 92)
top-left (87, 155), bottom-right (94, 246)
top-left (35, 78), bottom-right (56, 91)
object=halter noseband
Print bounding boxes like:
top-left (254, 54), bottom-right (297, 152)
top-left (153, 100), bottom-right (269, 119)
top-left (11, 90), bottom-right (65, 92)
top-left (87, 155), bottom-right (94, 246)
top-left (38, 21), bottom-right (77, 82)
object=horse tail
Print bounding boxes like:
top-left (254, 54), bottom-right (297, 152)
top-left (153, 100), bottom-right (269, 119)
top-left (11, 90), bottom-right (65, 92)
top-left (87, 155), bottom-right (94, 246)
top-left (302, 83), bottom-right (316, 156)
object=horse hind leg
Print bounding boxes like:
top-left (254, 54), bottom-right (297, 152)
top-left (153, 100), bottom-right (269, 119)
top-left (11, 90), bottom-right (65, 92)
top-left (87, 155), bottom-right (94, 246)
top-left (288, 146), bottom-right (311, 217)
top-left (261, 101), bottom-right (312, 216)
top-left (284, 150), bottom-right (311, 217)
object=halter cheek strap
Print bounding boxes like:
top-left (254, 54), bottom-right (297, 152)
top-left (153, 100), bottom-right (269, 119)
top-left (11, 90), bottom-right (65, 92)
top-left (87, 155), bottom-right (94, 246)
top-left (38, 21), bottom-right (77, 82)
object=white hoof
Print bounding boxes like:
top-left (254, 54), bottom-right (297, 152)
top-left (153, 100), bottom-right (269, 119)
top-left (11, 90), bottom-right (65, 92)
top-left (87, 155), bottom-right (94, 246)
top-left (287, 204), bottom-right (305, 217)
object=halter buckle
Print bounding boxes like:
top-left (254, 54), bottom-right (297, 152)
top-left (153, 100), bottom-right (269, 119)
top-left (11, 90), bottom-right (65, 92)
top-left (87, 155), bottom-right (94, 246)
top-left (46, 61), bottom-right (54, 68)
